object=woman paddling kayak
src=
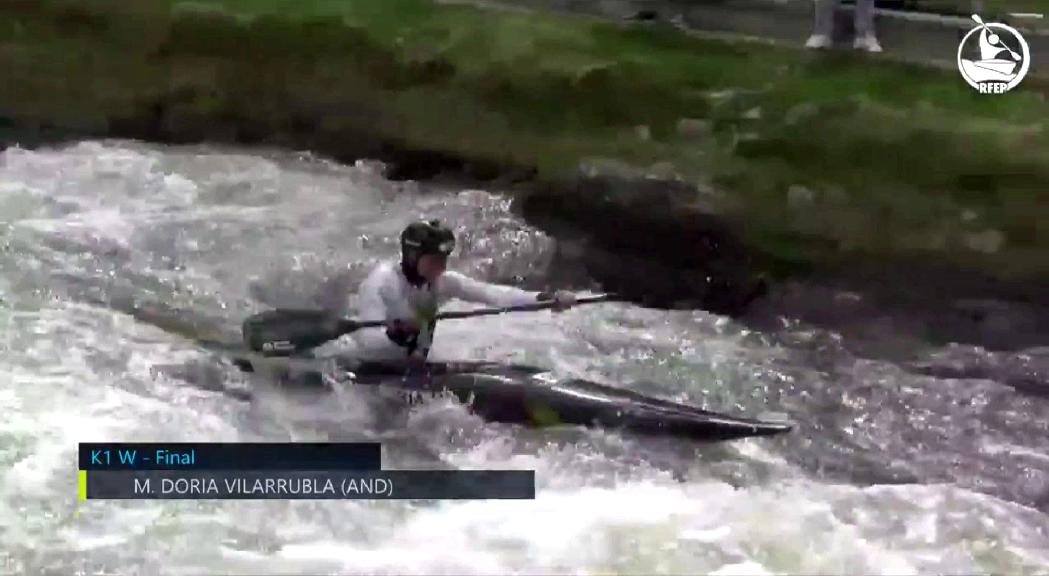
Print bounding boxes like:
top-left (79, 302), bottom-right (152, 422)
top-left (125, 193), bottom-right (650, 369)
top-left (339, 219), bottom-right (578, 362)
top-left (234, 221), bottom-right (792, 442)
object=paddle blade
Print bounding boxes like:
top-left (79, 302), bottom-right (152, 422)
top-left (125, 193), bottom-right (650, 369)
top-left (242, 309), bottom-right (349, 356)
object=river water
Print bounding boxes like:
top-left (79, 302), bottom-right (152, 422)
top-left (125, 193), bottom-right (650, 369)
top-left (1, 141), bottom-right (1047, 575)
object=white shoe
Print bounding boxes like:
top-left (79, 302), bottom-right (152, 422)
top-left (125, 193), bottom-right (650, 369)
top-left (854, 35), bottom-right (882, 53)
top-left (805, 34), bottom-right (832, 49)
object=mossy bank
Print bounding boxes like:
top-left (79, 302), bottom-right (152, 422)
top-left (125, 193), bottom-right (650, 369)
top-left (2, 0), bottom-right (1047, 316)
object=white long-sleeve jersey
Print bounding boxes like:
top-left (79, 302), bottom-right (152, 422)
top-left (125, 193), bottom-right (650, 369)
top-left (340, 261), bottom-right (541, 361)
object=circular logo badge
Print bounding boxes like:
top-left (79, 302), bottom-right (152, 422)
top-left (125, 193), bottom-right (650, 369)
top-left (957, 15), bottom-right (1031, 94)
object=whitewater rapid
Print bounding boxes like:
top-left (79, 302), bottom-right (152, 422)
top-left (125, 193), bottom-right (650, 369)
top-left (1, 141), bottom-right (1047, 575)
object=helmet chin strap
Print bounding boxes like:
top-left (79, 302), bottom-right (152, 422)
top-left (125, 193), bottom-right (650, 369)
top-left (401, 252), bottom-right (427, 287)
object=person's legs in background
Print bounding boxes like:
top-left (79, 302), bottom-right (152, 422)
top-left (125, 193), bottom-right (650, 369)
top-left (805, 0), bottom-right (837, 49)
top-left (853, 0), bottom-right (882, 52)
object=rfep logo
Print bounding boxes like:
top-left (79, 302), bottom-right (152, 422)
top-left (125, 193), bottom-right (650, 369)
top-left (958, 14), bottom-right (1031, 94)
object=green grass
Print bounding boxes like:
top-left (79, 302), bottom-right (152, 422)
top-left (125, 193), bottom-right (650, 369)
top-left (2, 0), bottom-right (1048, 288)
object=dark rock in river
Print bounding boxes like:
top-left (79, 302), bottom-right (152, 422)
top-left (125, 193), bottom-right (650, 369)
top-left (518, 173), bottom-right (768, 316)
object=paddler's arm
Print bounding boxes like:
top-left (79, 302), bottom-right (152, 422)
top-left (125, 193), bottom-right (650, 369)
top-left (438, 271), bottom-right (577, 310)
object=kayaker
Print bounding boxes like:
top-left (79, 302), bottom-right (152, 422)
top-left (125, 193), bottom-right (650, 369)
top-left (349, 219), bottom-right (577, 362)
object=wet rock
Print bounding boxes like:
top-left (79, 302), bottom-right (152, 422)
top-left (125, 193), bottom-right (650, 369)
top-left (737, 132), bottom-right (762, 147)
top-left (517, 173), bottom-right (768, 316)
top-left (627, 9), bottom-right (659, 21)
top-left (787, 184), bottom-right (816, 207)
top-left (646, 161), bottom-right (677, 179)
top-left (578, 157), bottom-right (648, 180)
top-left (742, 106), bottom-right (763, 120)
top-left (908, 342), bottom-right (1049, 398)
top-left (675, 117), bottom-right (712, 139)
top-left (380, 148), bottom-right (505, 183)
top-left (784, 101), bottom-right (821, 126)
top-left (964, 229), bottom-right (1005, 254)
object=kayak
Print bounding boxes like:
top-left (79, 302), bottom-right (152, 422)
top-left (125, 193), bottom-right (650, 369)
top-left (232, 354), bottom-right (792, 442)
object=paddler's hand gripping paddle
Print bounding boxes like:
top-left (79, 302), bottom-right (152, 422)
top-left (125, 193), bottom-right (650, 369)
top-left (242, 294), bottom-right (613, 357)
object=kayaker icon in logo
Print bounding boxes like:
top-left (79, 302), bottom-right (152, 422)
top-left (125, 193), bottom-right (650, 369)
top-left (957, 14), bottom-right (1030, 94)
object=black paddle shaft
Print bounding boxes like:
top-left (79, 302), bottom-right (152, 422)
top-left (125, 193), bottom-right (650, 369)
top-left (243, 294), bottom-right (612, 356)
top-left (241, 309), bottom-right (379, 356)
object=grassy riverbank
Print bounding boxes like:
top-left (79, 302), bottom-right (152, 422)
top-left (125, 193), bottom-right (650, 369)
top-left (2, 0), bottom-right (1047, 299)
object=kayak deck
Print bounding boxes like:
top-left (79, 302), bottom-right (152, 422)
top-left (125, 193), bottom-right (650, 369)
top-left (234, 355), bottom-right (792, 441)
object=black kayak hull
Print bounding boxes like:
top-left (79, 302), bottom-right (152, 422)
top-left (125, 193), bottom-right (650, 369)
top-left (234, 356), bottom-right (792, 442)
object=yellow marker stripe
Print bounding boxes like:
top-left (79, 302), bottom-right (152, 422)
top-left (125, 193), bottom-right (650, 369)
top-left (78, 470), bottom-right (87, 501)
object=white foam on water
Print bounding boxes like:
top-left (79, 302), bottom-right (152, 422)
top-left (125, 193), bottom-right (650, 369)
top-left (0, 299), bottom-right (248, 573)
top-left (165, 479), bottom-right (1047, 575)
top-left (980, 439), bottom-right (1049, 464)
